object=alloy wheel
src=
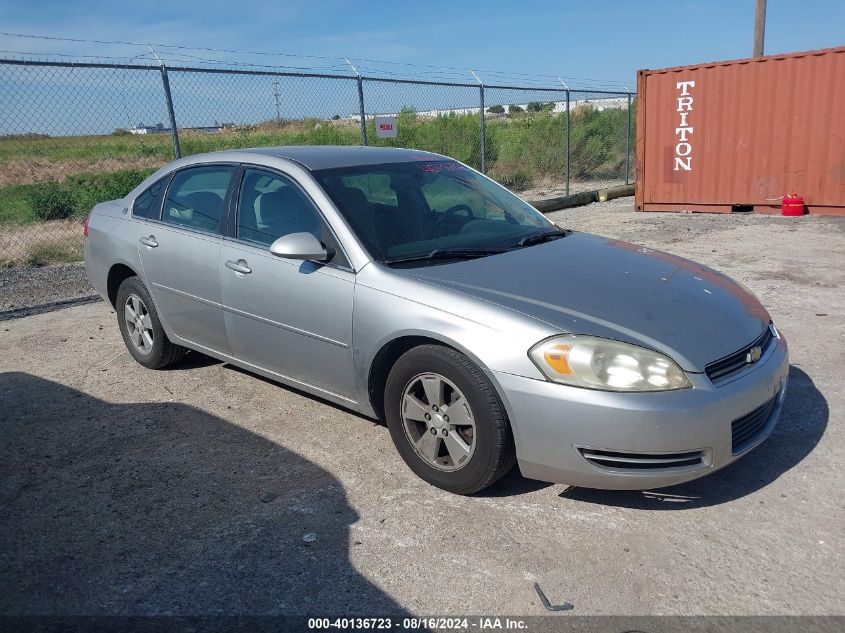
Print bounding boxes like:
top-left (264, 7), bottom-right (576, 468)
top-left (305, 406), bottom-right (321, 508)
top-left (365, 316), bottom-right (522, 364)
top-left (400, 372), bottom-right (476, 472)
top-left (123, 294), bottom-right (154, 355)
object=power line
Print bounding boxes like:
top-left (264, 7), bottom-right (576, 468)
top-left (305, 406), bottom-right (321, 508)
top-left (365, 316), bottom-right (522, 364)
top-left (0, 31), bottom-right (629, 89)
top-left (0, 48), bottom-right (156, 61)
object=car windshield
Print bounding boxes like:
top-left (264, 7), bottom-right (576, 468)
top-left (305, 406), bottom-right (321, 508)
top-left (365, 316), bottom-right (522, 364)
top-left (312, 160), bottom-right (558, 265)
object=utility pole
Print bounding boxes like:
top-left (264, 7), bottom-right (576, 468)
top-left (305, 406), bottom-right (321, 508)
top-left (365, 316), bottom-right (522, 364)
top-left (753, 0), bottom-right (767, 58)
top-left (272, 81), bottom-right (282, 122)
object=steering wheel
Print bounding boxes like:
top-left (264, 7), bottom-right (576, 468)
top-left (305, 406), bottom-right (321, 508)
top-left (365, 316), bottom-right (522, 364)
top-left (436, 204), bottom-right (475, 224)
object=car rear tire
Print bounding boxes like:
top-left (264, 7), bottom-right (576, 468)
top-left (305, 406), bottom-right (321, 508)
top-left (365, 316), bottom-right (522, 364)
top-left (116, 276), bottom-right (187, 369)
top-left (384, 344), bottom-right (516, 494)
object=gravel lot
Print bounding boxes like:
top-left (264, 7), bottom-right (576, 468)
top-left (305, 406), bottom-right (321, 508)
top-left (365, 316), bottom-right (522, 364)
top-left (1, 200), bottom-right (843, 617)
top-left (0, 262), bottom-right (94, 315)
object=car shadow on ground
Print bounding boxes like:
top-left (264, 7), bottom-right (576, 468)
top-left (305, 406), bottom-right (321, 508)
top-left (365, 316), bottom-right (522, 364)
top-left (222, 363), bottom-right (557, 498)
top-left (559, 366), bottom-right (827, 509)
top-left (161, 350), bottom-right (223, 371)
top-left (0, 372), bottom-right (405, 616)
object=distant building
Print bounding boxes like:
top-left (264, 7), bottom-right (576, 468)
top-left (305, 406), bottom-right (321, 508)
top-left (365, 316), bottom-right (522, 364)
top-left (128, 122), bottom-right (225, 135)
top-left (128, 123), bottom-right (167, 135)
top-left (334, 97), bottom-right (628, 121)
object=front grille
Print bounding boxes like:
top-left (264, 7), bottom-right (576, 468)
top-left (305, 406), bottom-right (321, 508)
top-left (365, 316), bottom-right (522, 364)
top-left (578, 448), bottom-right (707, 471)
top-left (731, 395), bottom-right (778, 454)
top-left (706, 326), bottom-right (774, 382)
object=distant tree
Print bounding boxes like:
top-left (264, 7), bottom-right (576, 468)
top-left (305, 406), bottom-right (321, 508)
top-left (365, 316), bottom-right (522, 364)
top-left (332, 114), bottom-right (341, 120)
top-left (487, 104), bottom-right (505, 114)
top-left (526, 101), bottom-right (555, 113)
top-left (112, 128), bottom-right (130, 136)
top-left (508, 104), bottom-right (524, 114)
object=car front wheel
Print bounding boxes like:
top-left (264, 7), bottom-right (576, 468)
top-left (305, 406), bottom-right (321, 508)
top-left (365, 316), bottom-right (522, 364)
top-left (384, 344), bottom-right (516, 494)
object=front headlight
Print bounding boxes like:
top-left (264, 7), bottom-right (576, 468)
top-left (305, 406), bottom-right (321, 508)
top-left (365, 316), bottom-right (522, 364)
top-left (529, 335), bottom-right (692, 392)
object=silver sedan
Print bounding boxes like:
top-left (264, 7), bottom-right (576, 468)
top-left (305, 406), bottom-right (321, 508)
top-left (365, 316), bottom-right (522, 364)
top-left (84, 146), bottom-right (789, 494)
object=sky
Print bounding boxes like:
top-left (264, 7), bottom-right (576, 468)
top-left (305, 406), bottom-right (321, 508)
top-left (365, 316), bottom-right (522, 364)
top-left (1, 0), bottom-right (843, 89)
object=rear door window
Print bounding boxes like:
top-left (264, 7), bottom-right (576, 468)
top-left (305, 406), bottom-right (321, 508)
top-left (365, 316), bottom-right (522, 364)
top-left (162, 165), bottom-right (235, 233)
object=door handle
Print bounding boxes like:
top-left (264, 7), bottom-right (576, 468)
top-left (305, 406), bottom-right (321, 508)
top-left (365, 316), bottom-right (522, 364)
top-left (139, 235), bottom-right (158, 248)
top-left (225, 259), bottom-right (252, 274)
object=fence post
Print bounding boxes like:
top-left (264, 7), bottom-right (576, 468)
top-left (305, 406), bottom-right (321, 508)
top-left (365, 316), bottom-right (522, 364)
top-left (148, 46), bottom-right (182, 159)
top-left (625, 90), bottom-right (632, 185)
top-left (347, 59), bottom-right (367, 146)
top-left (558, 79), bottom-right (571, 195)
top-left (471, 70), bottom-right (485, 173)
top-left (566, 89), bottom-right (572, 195)
top-left (159, 66), bottom-right (181, 159)
top-left (357, 76), bottom-right (368, 146)
top-left (479, 85), bottom-right (486, 173)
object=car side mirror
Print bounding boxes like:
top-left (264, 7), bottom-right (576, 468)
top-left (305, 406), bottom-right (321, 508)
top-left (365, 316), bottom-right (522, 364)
top-left (269, 232), bottom-right (331, 262)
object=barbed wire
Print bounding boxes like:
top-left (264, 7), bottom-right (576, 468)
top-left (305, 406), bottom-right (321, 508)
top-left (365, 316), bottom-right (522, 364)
top-left (0, 31), bottom-right (631, 90)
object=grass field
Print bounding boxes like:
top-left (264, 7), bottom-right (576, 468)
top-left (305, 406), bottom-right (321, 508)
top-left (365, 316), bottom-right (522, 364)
top-left (1, 106), bottom-right (632, 224)
top-left (0, 106), bottom-right (631, 267)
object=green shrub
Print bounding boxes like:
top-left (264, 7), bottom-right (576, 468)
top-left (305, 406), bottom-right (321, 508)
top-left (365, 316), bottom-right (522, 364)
top-left (63, 168), bottom-right (155, 216)
top-left (7, 168), bottom-right (156, 224)
top-left (368, 111), bottom-right (486, 170)
top-left (508, 104), bottom-right (524, 114)
top-left (487, 105), bottom-right (505, 114)
top-left (0, 183), bottom-right (40, 224)
top-left (526, 102), bottom-right (554, 113)
top-left (491, 168), bottom-right (530, 190)
top-left (27, 181), bottom-right (75, 221)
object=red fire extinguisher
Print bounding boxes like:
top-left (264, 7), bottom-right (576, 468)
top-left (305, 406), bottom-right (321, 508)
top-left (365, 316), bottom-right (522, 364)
top-left (781, 194), bottom-right (806, 216)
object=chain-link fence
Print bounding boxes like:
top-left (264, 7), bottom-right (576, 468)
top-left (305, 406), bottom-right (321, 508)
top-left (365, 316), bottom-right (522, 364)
top-left (0, 58), bottom-right (634, 316)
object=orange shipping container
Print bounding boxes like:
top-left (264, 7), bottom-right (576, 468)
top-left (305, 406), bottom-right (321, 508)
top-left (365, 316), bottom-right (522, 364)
top-left (635, 46), bottom-right (845, 215)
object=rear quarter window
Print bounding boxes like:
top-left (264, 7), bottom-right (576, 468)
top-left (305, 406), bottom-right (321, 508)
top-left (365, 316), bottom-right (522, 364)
top-left (132, 176), bottom-right (169, 220)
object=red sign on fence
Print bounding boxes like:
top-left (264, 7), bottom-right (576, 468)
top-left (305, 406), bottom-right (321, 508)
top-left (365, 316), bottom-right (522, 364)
top-left (375, 116), bottom-right (397, 139)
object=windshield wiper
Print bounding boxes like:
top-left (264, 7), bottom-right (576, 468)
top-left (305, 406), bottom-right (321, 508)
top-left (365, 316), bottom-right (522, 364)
top-left (511, 228), bottom-right (570, 249)
top-left (384, 247), bottom-right (507, 265)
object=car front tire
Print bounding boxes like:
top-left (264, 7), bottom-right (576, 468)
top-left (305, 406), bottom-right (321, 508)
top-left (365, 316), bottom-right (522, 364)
top-left (384, 344), bottom-right (516, 494)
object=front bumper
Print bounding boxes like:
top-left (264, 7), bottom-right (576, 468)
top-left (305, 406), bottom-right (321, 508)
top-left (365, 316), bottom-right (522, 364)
top-left (491, 335), bottom-right (789, 490)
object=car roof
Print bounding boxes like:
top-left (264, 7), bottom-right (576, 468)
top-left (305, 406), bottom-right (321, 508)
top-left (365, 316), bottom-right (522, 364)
top-left (203, 146), bottom-right (449, 171)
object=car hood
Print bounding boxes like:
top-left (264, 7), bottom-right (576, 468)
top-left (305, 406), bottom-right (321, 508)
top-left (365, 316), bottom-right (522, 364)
top-left (394, 232), bottom-right (770, 372)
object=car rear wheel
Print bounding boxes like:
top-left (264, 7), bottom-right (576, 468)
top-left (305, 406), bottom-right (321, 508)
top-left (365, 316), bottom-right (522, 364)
top-left (384, 344), bottom-right (516, 494)
top-left (116, 276), bottom-right (187, 369)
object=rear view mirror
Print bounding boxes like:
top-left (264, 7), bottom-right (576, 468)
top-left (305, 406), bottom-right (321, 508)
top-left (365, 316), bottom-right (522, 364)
top-left (269, 232), bottom-right (331, 262)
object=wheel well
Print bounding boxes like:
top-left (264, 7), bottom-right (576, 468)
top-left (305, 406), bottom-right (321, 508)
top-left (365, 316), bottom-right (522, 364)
top-left (368, 335), bottom-right (458, 421)
top-left (106, 264), bottom-right (138, 307)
